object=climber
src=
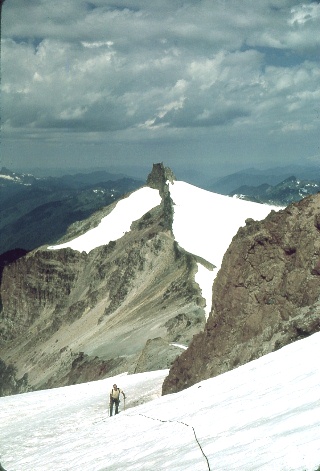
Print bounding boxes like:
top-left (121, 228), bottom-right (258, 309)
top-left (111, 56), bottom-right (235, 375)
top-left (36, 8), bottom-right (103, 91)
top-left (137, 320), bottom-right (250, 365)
top-left (109, 383), bottom-right (126, 416)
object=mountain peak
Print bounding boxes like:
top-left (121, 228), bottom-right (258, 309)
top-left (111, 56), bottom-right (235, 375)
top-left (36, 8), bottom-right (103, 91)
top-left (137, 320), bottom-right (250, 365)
top-left (146, 163), bottom-right (176, 193)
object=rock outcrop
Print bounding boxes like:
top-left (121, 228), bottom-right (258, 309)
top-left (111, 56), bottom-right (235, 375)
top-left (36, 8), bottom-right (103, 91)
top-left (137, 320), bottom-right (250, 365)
top-left (0, 164), bottom-right (206, 395)
top-left (163, 193), bottom-right (320, 395)
top-left (0, 358), bottom-right (29, 396)
top-left (133, 338), bottom-right (183, 374)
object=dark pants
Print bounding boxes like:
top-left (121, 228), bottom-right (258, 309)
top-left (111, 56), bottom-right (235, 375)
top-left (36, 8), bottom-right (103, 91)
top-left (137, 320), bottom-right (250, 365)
top-left (110, 397), bottom-right (120, 416)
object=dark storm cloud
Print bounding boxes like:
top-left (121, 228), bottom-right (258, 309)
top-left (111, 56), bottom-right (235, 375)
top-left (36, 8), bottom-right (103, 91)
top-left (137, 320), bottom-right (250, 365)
top-left (1, 0), bottom-right (320, 172)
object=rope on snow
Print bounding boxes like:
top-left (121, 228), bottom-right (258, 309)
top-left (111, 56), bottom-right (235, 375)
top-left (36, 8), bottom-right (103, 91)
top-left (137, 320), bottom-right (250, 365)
top-left (137, 413), bottom-right (211, 471)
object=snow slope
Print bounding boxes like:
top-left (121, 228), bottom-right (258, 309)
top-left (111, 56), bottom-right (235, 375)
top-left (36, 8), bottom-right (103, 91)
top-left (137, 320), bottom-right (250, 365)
top-left (48, 186), bottom-right (162, 254)
top-left (49, 181), bottom-right (280, 317)
top-left (169, 181), bottom-right (278, 268)
top-left (1, 332), bottom-right (319, 471)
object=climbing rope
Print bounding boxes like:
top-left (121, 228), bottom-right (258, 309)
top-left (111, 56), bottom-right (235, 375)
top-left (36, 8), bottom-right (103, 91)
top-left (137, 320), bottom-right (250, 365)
top-left (137, 413), bottom-right (211, 471)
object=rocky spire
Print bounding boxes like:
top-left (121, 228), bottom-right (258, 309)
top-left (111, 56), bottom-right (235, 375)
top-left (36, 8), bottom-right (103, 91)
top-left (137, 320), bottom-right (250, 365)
top-left (146, 163), bottom-right (176, 195)
top-left (146, 163), bottom-right (176, 231)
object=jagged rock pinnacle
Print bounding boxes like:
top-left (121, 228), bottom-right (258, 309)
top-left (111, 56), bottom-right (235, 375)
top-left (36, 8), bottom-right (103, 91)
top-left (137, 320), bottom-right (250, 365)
top-left (146, 163), bottom-right (176, 231)
top-left (147, 163), bottom-right (176, 195)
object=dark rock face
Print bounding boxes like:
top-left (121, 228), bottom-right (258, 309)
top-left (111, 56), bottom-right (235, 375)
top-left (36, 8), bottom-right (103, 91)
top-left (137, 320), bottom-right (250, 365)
top-left (1, 248), bottom-right (85, 340)
top-left (162, 193), bottom-right (320, 395)
top-left (0, 358), bottom-right (29, 396)
top-left (146, 163), bottom-right (176, 193)
top-left (44, 351), bottom-right (127, 389)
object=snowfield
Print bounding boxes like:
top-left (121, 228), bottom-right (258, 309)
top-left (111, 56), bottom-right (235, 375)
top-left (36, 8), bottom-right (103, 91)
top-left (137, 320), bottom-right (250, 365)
top-left (1, 332), bottom-right (320, 471)
top-left (49, 180), bottom-right (280, 318)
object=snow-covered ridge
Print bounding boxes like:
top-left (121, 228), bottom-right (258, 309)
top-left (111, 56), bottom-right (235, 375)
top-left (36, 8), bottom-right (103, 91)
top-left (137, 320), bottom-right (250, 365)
top-left (48, 180), bottom-right (279, 264)
top-left (1, 332), bottom-right (319, 470)
top-left (168, 181), bottom-right (279, 269)
top-left (48, 180), bottom-right (281, 318)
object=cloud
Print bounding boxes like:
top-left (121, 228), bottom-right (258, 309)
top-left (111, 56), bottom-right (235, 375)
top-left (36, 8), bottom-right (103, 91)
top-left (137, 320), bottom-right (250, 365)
top-left (2, 0), bottom-right (320, 173)
top-left (289, 3), bottom-right (320, 25)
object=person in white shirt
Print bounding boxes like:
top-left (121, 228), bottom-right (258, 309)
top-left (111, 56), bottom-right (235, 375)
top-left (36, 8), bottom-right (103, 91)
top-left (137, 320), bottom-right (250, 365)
top-left (109, 383), bottom-right (126, 416)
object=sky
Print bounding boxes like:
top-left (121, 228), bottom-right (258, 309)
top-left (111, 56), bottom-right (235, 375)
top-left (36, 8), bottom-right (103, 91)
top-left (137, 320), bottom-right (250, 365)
top-left (1, 331), bottom-right (320, 470)
top-left (49, 179), bottom-right (280, 318)
top-left (1, 1), bottom-right (320, 180)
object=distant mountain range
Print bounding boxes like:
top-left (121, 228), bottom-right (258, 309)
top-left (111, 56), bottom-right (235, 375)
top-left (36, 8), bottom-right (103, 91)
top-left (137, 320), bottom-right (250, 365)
top-left (230, 175), bottom-right (319, 206)
top-left (210, 165), bottom-right (320, 199)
